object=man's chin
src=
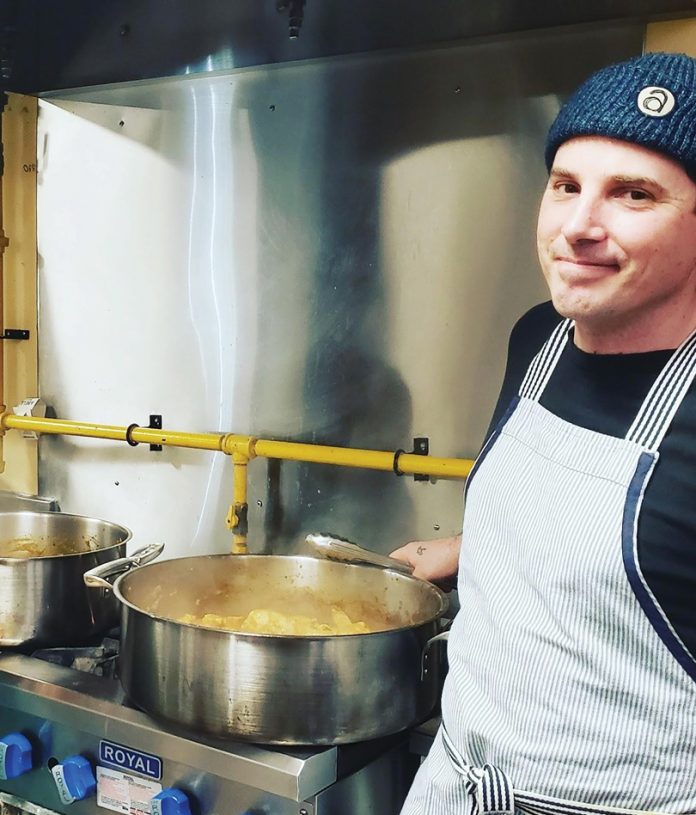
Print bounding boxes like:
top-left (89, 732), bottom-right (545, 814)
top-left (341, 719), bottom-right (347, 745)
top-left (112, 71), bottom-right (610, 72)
top-left (549, 291), bottom-right (598, 321)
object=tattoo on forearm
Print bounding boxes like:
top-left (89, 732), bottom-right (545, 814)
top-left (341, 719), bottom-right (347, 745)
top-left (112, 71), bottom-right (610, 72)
top-left (416, 545), bottom-right (426, 556)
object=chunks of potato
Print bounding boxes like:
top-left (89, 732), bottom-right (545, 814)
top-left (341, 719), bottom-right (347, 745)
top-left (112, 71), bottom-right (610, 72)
top-left (178, 606), bottom-right (370, 635)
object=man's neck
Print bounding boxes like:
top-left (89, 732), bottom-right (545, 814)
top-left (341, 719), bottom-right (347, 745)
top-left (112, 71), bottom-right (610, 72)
top-left (574, 315), bottom-right (696, 354)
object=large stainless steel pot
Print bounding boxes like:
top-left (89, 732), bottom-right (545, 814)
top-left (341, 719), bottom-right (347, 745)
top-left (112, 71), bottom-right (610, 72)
top-left (85, 547), bottom-right (449, 745)
top-left (0, 511), bottom-right (132, 648)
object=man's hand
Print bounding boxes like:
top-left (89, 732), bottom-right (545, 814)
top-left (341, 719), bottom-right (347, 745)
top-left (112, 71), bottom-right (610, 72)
top-left (390, 534), bottom-right (461, 587)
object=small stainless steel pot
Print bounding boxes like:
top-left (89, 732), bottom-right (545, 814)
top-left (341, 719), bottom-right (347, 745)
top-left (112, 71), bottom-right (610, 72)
top-left (85, 542), bottom-right (449, 745)
top-left (0, 511), bottom-right (133, 648)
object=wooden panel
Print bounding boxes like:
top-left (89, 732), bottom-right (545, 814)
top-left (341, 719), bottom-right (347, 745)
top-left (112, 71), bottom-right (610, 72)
top-left (0, 94), bottom-right (38, 493)
top-left (645, 19), bottom-right (696, 55)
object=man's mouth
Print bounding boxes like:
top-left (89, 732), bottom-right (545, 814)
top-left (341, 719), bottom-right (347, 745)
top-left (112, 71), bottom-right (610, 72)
top-left (553, 256), bottom-right (621, 276)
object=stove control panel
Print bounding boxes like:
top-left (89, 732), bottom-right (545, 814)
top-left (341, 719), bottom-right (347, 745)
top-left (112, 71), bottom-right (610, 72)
top-left (50, 754), bottom-right (97, 803)
top-left (0, 733), bottom-right (33, 780)
top-left (151, 788), bottom-right (192, 815)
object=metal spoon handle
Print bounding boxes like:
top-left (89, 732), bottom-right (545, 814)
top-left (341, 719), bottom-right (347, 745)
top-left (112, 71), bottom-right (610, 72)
top-left (305, 532), bottom-right (414, 575)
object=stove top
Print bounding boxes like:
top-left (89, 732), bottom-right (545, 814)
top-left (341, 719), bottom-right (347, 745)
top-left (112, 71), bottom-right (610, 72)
top-left (0, 651), bottom-right (337, 793)
top-left (0, 644), bottom-right (423, 815)
top-left (0, 495), bottom-right (426, 811)
top-left (29, 633), bottom-right (121, 679)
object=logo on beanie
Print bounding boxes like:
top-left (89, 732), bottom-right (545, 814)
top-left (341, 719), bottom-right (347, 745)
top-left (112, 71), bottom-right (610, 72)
top-left (637, 86), bottom-right (675, 117)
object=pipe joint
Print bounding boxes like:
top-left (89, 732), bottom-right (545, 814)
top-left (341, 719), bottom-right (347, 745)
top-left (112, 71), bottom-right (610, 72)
top-left (221, 434), bottom-right (256, 458)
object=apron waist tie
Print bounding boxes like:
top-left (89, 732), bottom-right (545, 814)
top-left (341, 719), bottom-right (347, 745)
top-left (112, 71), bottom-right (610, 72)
top-left (440, 727), bottom-right (677, 815)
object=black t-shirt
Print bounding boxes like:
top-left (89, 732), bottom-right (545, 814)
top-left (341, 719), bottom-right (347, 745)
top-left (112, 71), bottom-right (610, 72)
top-left (487, 301), bottom-right (696, 658)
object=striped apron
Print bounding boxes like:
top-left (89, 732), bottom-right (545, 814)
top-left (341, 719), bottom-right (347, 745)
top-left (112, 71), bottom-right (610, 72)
top-left (401, 320), bottom-right (696, 815)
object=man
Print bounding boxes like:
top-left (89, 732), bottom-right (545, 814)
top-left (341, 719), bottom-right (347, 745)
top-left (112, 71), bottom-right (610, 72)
top-left (392, 51), bottom-right (696, 815)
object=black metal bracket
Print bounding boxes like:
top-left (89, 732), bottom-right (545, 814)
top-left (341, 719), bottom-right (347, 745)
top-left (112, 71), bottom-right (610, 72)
top-left (412, 436), bottom-right (429, 481)
top-left (149, 414), bottom-right (162, 452)
top-left (125, 414), bottom-right (162, 451)
top-left (393, 436), bottom-right (430, 481)
top-left (1, 328), bottom-right (29, 340)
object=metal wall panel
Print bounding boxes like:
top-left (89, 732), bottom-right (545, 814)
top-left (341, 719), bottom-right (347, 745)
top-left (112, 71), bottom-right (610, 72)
top-left (36, 24), bottom-right (642, 558)
top-left (0, 0), bottom-right (686, 92)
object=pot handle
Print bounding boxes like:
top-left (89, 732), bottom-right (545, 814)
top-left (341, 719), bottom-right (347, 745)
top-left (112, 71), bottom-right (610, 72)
top-left (83, 542), bottom-right (165, 590)
top-left (305, 532), bottom-right (414, 575)
top-left (421, 629), bottom-right (450, 680)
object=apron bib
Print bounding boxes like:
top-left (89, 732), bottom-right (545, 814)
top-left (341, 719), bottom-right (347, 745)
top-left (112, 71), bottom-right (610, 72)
top-left (401, 320), bottom-right (696, 815)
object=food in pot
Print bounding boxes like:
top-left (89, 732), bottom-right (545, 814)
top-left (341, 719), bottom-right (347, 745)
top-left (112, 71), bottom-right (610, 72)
top-left (179, 605), bottom-right (371, 635)
top-left (0, 535), bottom-right (100, 558)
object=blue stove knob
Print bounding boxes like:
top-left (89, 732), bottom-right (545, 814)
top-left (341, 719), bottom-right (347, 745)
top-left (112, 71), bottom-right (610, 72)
top-left (151, 788), bottom-right (192, 815)
top-left (51, 755), bottom-right (96, 803)
top-left (0, 733), bottom-right (33, 779)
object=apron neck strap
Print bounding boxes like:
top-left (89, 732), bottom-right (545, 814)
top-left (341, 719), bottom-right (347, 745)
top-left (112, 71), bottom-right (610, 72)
top-left (519, 318), bottom-right (696, 452)
top-left (519, 318), bottom-right (572, 402)
top-left (626, 327), bottom-right (696, 450)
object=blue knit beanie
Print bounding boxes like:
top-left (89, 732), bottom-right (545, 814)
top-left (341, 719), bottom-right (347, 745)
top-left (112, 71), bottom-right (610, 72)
top-left (545, 52), bottom-right (696, 179)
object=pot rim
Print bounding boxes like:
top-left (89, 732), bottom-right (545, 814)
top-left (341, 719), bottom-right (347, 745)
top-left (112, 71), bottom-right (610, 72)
top-left (112, 553), bottom-right (450, 639)
top-left (0, 510), bottom-right (132, 562)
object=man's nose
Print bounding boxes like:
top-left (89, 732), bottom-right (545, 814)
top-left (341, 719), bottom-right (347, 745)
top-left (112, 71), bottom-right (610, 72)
top-left (561, 195), bottom-right (607, 243)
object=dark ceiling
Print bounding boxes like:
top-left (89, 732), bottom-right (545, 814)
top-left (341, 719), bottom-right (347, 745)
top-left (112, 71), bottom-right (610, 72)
top-left (1, 0), bottom-right (695, 93)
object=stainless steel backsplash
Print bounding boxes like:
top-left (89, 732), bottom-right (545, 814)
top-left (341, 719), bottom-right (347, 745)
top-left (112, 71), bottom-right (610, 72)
top-left (36, 24), bottom-right (642, 558)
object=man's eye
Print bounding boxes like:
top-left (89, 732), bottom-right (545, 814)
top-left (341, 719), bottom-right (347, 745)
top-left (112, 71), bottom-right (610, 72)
top-left (622, 189), bottom-right (652, 201)
top-left (554, 182), bottom-right (578, 194)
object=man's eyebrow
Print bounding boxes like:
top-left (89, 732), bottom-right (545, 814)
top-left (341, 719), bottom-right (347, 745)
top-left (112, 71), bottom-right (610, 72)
top-left (549, 167), bottom-right (575, 180)
top-left (611, 174), bottom-right (666, 192)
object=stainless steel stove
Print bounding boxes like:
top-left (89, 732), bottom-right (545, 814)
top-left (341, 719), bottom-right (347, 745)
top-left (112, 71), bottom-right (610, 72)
top-left (0, 644), bottom-right (424, 815)
top-left (0, 495), bottom-right (435, 814)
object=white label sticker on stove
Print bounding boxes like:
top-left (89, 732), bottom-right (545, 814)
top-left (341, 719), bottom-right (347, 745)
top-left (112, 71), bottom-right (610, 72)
top-left (99, 740), bottom-right (162, 780)
top-left (97, 766), bottom-right (162, 815)
top-left (51, 764), bottom-right (77, 805)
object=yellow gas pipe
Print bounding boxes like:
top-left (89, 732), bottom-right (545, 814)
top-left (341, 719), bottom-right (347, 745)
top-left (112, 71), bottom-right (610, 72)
top-left (0, 414), bottom-right (474, 552)
top-left (227, 452), bottom-right (250, 554)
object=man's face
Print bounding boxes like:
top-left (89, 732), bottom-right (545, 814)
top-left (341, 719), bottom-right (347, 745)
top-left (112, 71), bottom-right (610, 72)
top-left (536, 136), bottom-right (696, 353)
